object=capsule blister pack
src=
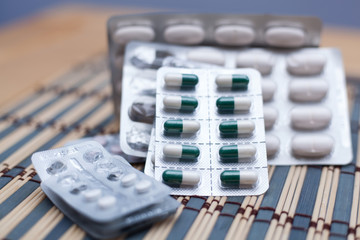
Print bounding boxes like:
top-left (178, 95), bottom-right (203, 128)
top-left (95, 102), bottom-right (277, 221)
top-left (153, 67), bottom-right (268, 196)
top-left (109, 13), bottom-right (322, 124)
top-left (32, 141), bottom-right (179, 239)
top-left (65, 133), bottom-right (144, 163)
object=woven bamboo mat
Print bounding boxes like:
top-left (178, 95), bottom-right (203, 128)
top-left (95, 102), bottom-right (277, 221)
top-left (0, 57), bottom-right (359, 240)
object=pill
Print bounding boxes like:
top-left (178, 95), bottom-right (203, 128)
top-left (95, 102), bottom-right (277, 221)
top-left (216, 97), bottom-right (252, 111)
top-left (287, 53), bottom-right (326, 75)
top-left (187, 48), bottom-right (225, 66)
top-left (265, 26), bottom-right (305, 48)
top-left (163, 24), bottom-right (205, 45)
top-left (219, 145), bottom-right (257, 162)
top-left (262, 80), bottom-right (277, 102)
top-left (164, 120), bottom-right (200, 134)
top-left (164, 73), bottom-right (198, 87)
top-left (163, 144), bottom-right (200, 160)
top-left (135, 180), bottom-right (152, 194)
top-left (215, 74), bottom-right (249, 89)
top-left (292, 135), bottom-right (334, 157)
top-left (236, 52), bottom-right (274, 75)
top-left (121, 173), bottom-right (137, 187)
top-left (219, 120), bottom-right (255, 135)
top-left (83, 189), bottom-right (102, 202)
top-left (97, 196), bottom-right (117, 209)
top-left (289, 80), bottom-right (328, 102)
top-left (163, 96), bottom-right (198, 111)
top-left (264, 107), bottom-right (278, 130)
top-left (162, 170), bottom-right (200, 186)
top-left (220, 170), bottom-right (258, 187)
top-left (291, 107), bottom-right (332, 130)
top-left (266, 134), bottom-right (280, 157)
top-left (214, 25), bottom-right (255, 46)
top-left (113, 25), bottom-right (155, 45)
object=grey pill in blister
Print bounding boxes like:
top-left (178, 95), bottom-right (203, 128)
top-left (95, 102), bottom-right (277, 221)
top-left (289, 80), bottom-right (328, 102)
top-left (187, 48), bottom-right (225, 66)
top-left (236, 52), bottom-right (274, 75)
top-left (266, 135), bottom-right (280, 157)
top-left (163, 24), bottom-right (205, 45)
top-left (113, 26), bottom-right (155, 45)
top-left (292, 135), bottom-right (334, 158)
top-left (287, 53), bottom-right (326, 75)
top-left (291, 107), bottom-right (332, 130)
top-left (128, 96), bottom-right (156, 124)
top-left (264, 26), bottom-right (305, 48)
top-left (214, 25), bottom-right (255, 46)
top-left (262, 80), bottom-right (277, 102)
top-left (264, 107), bottom-right (278, 130)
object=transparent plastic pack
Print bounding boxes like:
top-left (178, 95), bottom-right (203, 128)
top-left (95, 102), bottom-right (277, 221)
top-left (154, 67), bottom-right (268, 196)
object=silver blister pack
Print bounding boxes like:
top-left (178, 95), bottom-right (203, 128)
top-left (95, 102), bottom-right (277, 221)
top-left (154, 67), bottom-right (268, 196)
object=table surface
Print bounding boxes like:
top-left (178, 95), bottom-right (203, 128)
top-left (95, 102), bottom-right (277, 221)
top-left (1, 5), bottom-right (360, 240)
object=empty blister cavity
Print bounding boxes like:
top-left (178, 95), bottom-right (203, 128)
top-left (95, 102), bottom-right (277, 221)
top-left (264, 107), bottom-right (278, 130)
top-left (113, 25), bottom-right (155, 45)
top-left (47, 161), bottom-right (67, 175)
top-left (265, 26), bottom-right (305, 48)
top-left (214, 25), bottom-right (255, 46)
top-left (126, 125), bottom-right (151, 151)
top-left (83, 148), bottom-right (104, 163)
top-left (163, 96), bottom-right (198, 112)
top-left (163, 24), bottom-right (205, 45)
top-left (292, 135), bottom-right (334, 158)
top-left (164, 73), bottom-right (199, 88)
top-left (162, 170), bottom-right (201, 187)
top-left (164, 119), bottom-right (200, 134)
top-left (163, 144), bottom-right (200, 162)
top-left (220, 170), bottom-right (258, 188)
top-left (187, 48), bottom-right (225, 66)
top-left (219, 145), bottom-right (256, 163)
top-left (266, 134), bottom-right (280, 157)
top-left (236, 52), bottom-right (274, 75)
top-left (215, 74), bottom-right (249, 89)
top-left (291, 106), bottom-right (332, 130)
top-left (216, 97), bottom-right (252, 112)
top-left (289, 80), bottom-right (328, 102)
top-left (287, 52), bottom-right (326, 75)
top-left (262, 80), bottom-right (277, 102)
top-left (128, 96), bottom-right (156, 124)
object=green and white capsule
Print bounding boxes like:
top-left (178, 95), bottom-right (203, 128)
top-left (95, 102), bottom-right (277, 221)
top-left (162, 170), bottom-right (200, 186)
top-left (164, 73), bottom-right (198, 87)
top-left (219, 120), bottom-right (255, 135)
top-left (216, 97), bottom-right (252, 111)
top-left (219, 145), bottom-right (256, 162)
top-left (215, 74), bottom-right (249, 89)
top-left (220, 170), bottom-right (258, 188)
top-left (163, 96), bottom-right (198, 111)
top-left (164, 119), bottom-right (200, 134)
top-left (163, 144), bottom-right (200, 161)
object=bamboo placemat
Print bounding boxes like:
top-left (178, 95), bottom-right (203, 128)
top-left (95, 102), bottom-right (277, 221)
top-left (0, 57), bottom-right (359, 240)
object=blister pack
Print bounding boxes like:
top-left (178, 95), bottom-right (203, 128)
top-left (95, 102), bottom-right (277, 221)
top-left (32, 141), bottom-right (179, 238)
top-left (65, 133), bottom-right (144, 163)
top-left (153, 67), bottom-right (268, 196)
top-left (108, 13), bottom-right (322, 124)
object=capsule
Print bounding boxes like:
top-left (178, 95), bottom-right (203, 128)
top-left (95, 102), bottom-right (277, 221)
top-left (187, 48), bottom-right (225, 66)
top-left (164, 119), bottom-right (200, 134)
top-left (163, 144), bottom-right (200, 161)
top-left (163, 96), bottom-right (198, 111)
top-left (264, 107), bottom-right (278, 130)
top-left (292, 135), bottom-right (334, 158)
top-left (291, 106), bottom-right (332, 130)
top-left (162, 170), bottom-right (200, 186)
top-left (262, 80), bottom-right (277, 102)
top-left (216, 97), bottom-right (252, 112)
top-left (220, 170), bottom-right (258, 188)
top-left (289, 80), bottom-right (328, 102)
top-left (219, 120), bottom-right (255, 135)
top-left (215, 74), bottom-right (249, 89)
top-left (219, 145), bottom-right (256, 162)
top-left (164, 73), bottom-right (198, 88)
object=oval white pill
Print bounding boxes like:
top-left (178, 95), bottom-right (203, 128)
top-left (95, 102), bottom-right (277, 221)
top-left (164, 24), bottom-right (205, 45)
top-left (97, 195), bottom-right (116, 209)
top-left (113, 25), bottom-right (155, 45)
top-left (121, 173), bottom-right (137, 187)
top-left (291, 107), bottom-right (332, 130)
top-left (264, 107), bottom-right (278, 130)
top-left (163, 144), bottom-right (183, 158)
top-left (266, 135), bottom-right (280, 157)
top-left (83, 189), bottom-right (102, 202)
top-left (236, 52), bottom-right (274, 75)
top-left (292, 135), bottom-right (334, 158)
top-left (214, 25), bottom-right (255, 46)
top-left (287, 53), bottom-right (326, 75)
top-left (265, 27), bottom-right (305, 48)
top-left (135, 180), bottom-right (152, 194)
top-left (187, 48), bottom-right (225, 66)
top-left (262, 80), bottom-right (277, 102)
top-left (289, 80), bottom-right (328, 102)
